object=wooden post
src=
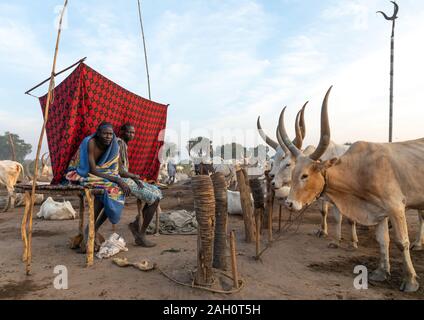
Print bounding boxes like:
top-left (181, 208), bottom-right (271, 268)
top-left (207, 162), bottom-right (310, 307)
top-left (249, 178), bottom-right (265, 258)
top-left (192, 176), bottom-right (216, 286)
top-left (255, 210), bottom-right (261, 258)
top-left (278, 205), bottom-right (282, 232)
top-left (21, 192), bottom-right (31, 262)
top-left (211, 173), bottom-right (228, 270)
top-left (378, 1), bottom-right (399, 143)
top-left (25, 0), bottom-right (68, 275)
top-left (262, 171), bottom-right (272, 230)
top-left (268, 199), bottom-right (273, 241)
top-left (235, 166), bottom-right (255, 243)
top-left (78, 194), bottom-right (85, 235)
top-left (84, 189), bottom-right (95, 267)
top-left (230, 230), bottom-right (239, 289)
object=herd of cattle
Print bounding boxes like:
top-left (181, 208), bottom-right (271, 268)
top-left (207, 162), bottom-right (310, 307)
top-left (1, 87), bottom-right (424, 292)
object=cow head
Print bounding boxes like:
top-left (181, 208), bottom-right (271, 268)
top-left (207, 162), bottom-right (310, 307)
top-left (278, 86), bottom-right (338, 211)
top-left (257, 107), bottom-right (305, 180)
top-left (272, 102), bottom-right (308, 200)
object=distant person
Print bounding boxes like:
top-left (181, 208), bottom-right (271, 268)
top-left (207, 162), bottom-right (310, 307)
top-left (167, 160), bottom-right (176, 185)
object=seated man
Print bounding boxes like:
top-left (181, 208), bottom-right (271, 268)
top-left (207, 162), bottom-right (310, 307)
top-left (66, 122), bottom-right (131, 252)
top-left (118, 123), bottom-right (163, 247)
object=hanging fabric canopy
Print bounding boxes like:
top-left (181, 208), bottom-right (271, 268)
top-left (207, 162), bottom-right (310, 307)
top-left (39, 62), bottom-right (168, 184)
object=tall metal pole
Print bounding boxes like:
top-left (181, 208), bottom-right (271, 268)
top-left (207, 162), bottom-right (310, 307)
top-left (378, 1), bottom-right (399, 143)
top-left (137, 0), bottom-right (152, 100)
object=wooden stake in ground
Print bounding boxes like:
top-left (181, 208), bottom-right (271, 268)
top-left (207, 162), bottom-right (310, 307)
top-left (278, 205), bottom-right (283, 232)
top-left (192, 176), bottom-right (216, 286)
top-left (23, 0), bottom-right (68, 275)
top-left (235, 166), bottom-right (255, 243)
top-left (264, 171), bottom-right (274, 241)
top-left (249, 178), bottom-right (264, 259)
top-left (230, 230), bottom-right (239, 289)
top-left (378, 1), bottom-right (399, 143)
top-left (211, 172), bottom-right (228, 270)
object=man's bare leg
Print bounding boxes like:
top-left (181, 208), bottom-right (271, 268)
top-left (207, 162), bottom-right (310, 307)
top-left (129, 200), bottom-right (159, 247)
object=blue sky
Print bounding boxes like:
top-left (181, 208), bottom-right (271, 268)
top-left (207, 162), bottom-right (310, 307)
top-left (1, 0), bottom-right (424, 159)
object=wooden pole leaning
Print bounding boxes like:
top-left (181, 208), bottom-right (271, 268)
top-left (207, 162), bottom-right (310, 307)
top-left (24, 0), bottom-right (68, 275)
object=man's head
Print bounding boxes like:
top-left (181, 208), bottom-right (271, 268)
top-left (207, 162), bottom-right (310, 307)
top-left (120, 123), bottom-right (136, 142)
top-left (95, 122), bottom-right (114, 147)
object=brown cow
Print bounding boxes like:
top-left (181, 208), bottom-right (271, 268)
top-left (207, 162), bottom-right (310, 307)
top-left (279, 86), bottom-right (424, 292)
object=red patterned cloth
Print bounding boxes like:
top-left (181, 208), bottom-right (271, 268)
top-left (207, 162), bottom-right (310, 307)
top-left (39, 63), bottom-right (168, 185)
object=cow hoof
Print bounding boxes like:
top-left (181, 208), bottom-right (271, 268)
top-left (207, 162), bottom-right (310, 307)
top-left (349, 242), bottom-right (359, 250)
top-left (369, 268), bottom-right (390, 282)
top-left (400, 278), bottom-right (419, 293)
top-left (410, 242), bottom-right (423, 251)
top-left (328, 242), bottom-right (339, 249)
top-left (315, 229), bottom-right (328, 238)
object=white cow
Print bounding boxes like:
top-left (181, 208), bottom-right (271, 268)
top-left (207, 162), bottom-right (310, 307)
top-left (36, 197), bottom-right (76, 220)
top-left (0, 160), bottom-right (24, 212)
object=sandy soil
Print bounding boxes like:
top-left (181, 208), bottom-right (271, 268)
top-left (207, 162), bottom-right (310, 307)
top-left (0, 182), bottom-right (423, 300)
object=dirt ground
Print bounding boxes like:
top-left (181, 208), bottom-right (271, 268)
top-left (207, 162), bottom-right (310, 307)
top-left (0, 182), bottom-right (423, 300)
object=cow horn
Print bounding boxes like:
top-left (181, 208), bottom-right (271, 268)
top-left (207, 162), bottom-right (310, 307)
top-left (257, 116), bottom-right (279, 151)
top-left (278, 107), bottom-right (302, 158)
top-left (299, 101), bottom-right (308, 140)
top-left (41, 152), bottom-right (49, 166)
top-left (276, 126), bottom-right (289, 155)
top-left (309, 86), bottom-right (333, 161)
top-left (293, 109), bottom-right (303, 149)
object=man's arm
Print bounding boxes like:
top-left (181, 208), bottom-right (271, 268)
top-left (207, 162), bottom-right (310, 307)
top-left (88, 139), bottom-right (131, 196)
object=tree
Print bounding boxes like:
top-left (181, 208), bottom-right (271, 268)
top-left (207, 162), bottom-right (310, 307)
top-left (0, 132), bottom-right (32, 163)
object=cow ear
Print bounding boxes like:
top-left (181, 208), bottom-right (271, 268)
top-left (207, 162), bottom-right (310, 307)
top-left (317, 158), bottom-right (339, 171)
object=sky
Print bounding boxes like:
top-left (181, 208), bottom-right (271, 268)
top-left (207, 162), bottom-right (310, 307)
top-left (0, 0), bottom-right (424, 160)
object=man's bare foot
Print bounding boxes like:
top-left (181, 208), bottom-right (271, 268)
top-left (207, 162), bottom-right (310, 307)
top-left (135, 235), bottom-right (157, 248)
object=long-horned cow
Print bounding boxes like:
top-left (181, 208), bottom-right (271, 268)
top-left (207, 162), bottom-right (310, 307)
top-left (280, 86), bottom-right (424, 292)
top-left (0, 160), bottom-right (24, 212)
top-left (273, 104), bottom-right (357, 248)
top-left (257, 108), bottom-right (304, 188)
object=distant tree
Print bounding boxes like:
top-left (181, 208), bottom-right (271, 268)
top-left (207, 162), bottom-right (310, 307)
top-left (0, 132), bottom-right (32, 163)
top-left (344, 142), bottom-right (353, 146)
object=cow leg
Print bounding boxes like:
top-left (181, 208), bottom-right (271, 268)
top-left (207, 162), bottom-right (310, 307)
top-left (316, 201), bottom-right (328, 238)
top-left (411, 210), bottom-right (424, 251)
top-left (2, 187), bottom-right (14, 212)
top-left (390, 210), bottom-right (419, 292)
top-left (369, 218), bottom-right (391, 282)
top-left (349, 219), bottom-right (359, 249)
top-left (2, 195), bottom-right (10, 212)
top-left (328, 206), bottom-right (342, 248)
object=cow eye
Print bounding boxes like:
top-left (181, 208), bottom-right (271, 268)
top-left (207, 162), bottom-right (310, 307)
top-left (286, 163), bottom-right (291, 168)
top-left (301, 174), bottom-right (308, 180)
